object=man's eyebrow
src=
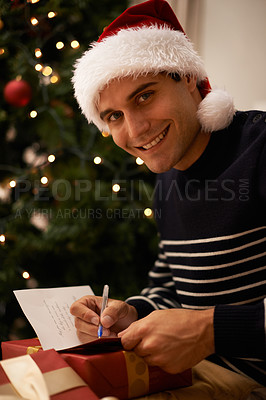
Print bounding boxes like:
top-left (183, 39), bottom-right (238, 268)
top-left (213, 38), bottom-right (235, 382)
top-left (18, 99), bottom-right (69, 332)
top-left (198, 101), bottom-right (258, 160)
top-left (126, 81), bottom-right (159, 102)
top-left (100, 108), bottom-right (114, 121)
top-left (99, 81), bottom-right (159, 121)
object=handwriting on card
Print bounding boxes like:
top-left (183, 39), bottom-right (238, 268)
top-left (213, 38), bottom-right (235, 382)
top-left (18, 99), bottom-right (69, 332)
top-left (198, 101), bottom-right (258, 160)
top-left (43, 299), bottom-right (74, 337)
top-left (14, 286), bottom-right (94, 350)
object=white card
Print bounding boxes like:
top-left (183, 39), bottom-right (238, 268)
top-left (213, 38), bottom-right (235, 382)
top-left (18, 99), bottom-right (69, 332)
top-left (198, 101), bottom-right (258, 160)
top-left (14, 285), bottom-right (94, 351)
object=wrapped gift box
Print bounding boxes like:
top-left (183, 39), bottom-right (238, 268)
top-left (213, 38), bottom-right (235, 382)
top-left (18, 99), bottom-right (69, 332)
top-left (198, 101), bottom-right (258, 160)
top-left (2, 338), bottom-right (45, 359)
top-left (0, 347), bottom-right (99, 400)
top-left (2, 338), bottom-right (192, 399)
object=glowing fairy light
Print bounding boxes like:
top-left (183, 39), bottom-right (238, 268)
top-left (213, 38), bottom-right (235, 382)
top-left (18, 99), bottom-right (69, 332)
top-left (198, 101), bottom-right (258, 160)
top-left (112, 184), bottom-right (120, 193)
top-left (42, 66), bottom-right (53, 76)
top-left (56, 41), bottom-right (64, 50)
top-left (35, 63), bottom-right (43, 72)
top-left (93, 156), bottom-right (102, 165)
top-left (144, 208), bottom-right (153, 217)
top-left (48, 11), bottom-right (57, 18)
top-left (22, 271), bottom-right (30, 279)
top-left (70, 40), bottom-right (80, 49)
top-left (0, 234), bottom-right (5, 243)
top-left (48, 154), bottom-right (55, 163)
top-left (30, 17), bottom-right (39, 26)
top-left (50, 75), bottom-right (59, 84)
top-left (41, 176), bottom-right (48, 184)
top-left (136, 157), bottom-right (144, 165)
top-left (9, 180), bottom-right (16, 188)
top-left (35, 48), bottom-right (42, 58)
top-left (30, 110), bottom-right (38, 118)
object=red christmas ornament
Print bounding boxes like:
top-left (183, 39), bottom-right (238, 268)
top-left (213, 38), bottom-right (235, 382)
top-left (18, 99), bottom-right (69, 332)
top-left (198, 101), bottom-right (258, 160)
top-left (4, 79), bottom-right (32, 107)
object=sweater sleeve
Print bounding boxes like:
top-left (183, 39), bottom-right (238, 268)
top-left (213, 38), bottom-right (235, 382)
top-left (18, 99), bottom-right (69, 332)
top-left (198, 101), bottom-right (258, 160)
top-left (126, 240), bottom-right (181, 319)
top-left (214, 299), bottom-right (266, 359)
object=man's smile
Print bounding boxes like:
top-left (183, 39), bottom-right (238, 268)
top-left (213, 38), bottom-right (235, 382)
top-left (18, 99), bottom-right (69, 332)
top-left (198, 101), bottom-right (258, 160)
top-left (137, 125), bottom-right (169, 151)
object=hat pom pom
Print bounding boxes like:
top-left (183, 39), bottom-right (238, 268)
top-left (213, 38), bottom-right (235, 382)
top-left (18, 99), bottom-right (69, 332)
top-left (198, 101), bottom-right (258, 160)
top-left (197, 88), bottom-right (236, 132)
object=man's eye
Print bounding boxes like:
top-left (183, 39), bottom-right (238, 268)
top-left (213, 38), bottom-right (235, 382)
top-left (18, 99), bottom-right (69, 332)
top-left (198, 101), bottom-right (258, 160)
top-left (138, 92), bottom-right (152, 104)
top-left (109, 111), bottom-right (123, 121)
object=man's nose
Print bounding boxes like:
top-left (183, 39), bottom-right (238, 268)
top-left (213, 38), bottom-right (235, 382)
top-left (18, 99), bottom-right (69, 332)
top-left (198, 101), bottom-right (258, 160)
top-left (125, 111), bottom-right (150, 139)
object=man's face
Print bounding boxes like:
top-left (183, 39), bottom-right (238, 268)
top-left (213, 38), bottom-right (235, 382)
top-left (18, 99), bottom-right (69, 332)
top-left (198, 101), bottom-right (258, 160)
top-left (98, 73), bottom-right (208, 173)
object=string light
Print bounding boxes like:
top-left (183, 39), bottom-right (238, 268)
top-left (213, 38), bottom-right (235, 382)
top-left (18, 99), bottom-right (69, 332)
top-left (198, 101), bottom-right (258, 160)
top-left (9, 180), bottom-right (16, 188)
top-left (50, 75), bottom-right (59, 84)
top-left (136, 157), bottom-right (144, 165)
top-left (48, 154), bottom-right (55, 163)
top-left (30, 17), bottom-right (39, 26)
top-left (0, 234), bottom-right (5, 243)
top-left (35, 63), bottom-right (43, 72)
top-left (29, 110), bottom-right (38, 118)
top-left (40, 176), bottom-right (48, 185)
top-left (70, 40), bottom-right (80, 49)
top-left (27, 0), bottom-right (40, 3)
top-left (56, 41), bottom-right (64, 50)
top-left (42, 66), bottom-right (53, 76)
top-left (0, 48), bottom-right (5, 55)
top-left (112, 183), bottom-right (120, 193)
top-left (93, 156), bottom-right (102, 165)
top-left (144, 208), bottom-right (153, 217)
top-left (35, 48), bottom-right (42, 58)
top-left (47, 11), bottom-right (57, 18)
top-left (22, 271), bottom-right (30, 279)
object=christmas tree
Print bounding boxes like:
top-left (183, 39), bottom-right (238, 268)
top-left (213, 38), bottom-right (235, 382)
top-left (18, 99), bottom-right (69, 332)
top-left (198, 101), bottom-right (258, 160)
top-left (0, 0), bottom-right (158, 343)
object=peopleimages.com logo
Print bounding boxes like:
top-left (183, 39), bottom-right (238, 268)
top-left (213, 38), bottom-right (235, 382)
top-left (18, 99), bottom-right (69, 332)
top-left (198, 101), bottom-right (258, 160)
top-left (12, 178), bottom-right (250, 202)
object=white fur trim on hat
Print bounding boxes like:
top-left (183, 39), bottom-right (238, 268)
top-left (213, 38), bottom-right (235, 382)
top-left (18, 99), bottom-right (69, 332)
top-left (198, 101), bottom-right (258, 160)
top-left (72, 25), bottom-right (208, 132)
top-left (72, 24), bottom-right (235, 133)
top-left (197, 89), bottom-right (236, 132)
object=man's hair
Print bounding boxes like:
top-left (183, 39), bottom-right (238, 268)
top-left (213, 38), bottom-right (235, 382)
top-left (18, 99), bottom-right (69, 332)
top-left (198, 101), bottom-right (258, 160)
top-left (170, 73), bottom-right (181, 82)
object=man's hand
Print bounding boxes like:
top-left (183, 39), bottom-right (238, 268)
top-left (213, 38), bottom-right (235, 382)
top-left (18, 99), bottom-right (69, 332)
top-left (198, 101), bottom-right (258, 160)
top-left (118, 308), bottom-right (215, 374)
top-left (70, 296), bottom-right (138, 342)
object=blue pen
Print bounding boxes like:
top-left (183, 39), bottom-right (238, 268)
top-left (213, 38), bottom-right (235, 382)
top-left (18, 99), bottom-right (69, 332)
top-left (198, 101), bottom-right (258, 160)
top-left (97, 284), bottom-right (109, 338)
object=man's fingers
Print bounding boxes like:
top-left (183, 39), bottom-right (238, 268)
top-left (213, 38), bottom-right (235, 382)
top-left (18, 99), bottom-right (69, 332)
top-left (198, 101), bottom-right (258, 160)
top-left (70, 295), bottom-right (101, 323)
top-left (101, 314), bottom-right (115, 328)
top-left (70, 302), bottom-right (99, 324)
top-left (74, 316), bottom-right (113, 338)
top-left (75, 317), bottom-right (98, 335)
top-left (119, 322), bottom-right (143, 350)
top-left (121, 334), bottom-right (142, 351)
top-left (100, 300), bottom-right (136, 331)
top-left (70, 296), bottom-right (138, 337)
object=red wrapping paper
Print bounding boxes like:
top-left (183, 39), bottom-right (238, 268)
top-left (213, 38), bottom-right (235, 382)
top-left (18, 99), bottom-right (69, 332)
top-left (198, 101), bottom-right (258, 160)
top-left (2, 338), bottom-right (43, 359)
top-left (62, 348), bottom-right (192, 399)
top-left (2, 338), bottom-right (192, 399)
top-left (0, 348), bottom-right (99, 400)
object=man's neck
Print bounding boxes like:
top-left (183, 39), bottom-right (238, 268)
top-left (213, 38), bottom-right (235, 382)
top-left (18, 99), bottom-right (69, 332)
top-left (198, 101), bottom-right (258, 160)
top-left (174, 130), bottom-right (211, 171)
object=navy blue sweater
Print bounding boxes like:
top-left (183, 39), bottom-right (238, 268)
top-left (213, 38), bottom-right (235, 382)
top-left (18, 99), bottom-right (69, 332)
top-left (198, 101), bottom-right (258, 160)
top-left (127, 111), bottom-right (266, 385)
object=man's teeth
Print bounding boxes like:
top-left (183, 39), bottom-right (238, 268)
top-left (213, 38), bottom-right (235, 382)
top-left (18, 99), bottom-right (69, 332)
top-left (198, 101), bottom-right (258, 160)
top-left (142, 130), bottom-right (167, 150)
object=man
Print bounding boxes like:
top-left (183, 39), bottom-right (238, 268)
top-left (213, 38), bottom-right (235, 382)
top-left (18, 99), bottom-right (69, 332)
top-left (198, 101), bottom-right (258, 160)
top-left (70, 0), bottom-right (266, 395)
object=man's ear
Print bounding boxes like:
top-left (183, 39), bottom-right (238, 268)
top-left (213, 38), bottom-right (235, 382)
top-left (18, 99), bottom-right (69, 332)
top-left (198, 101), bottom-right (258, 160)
top-left (185, 75), bottom-right (197, 93)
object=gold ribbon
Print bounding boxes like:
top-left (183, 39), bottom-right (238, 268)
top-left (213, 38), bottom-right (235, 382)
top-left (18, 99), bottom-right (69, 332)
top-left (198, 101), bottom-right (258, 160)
top-left (26, 345), bottom-right (42, 354)
top-left (0, 355), bottom-right (86, 399)
top-left (123, 351), bottom-right (149, 398)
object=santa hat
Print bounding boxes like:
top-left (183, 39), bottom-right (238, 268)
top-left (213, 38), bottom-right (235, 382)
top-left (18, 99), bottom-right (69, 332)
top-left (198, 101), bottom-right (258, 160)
top-left (72, 0), bottom-right (235, 133)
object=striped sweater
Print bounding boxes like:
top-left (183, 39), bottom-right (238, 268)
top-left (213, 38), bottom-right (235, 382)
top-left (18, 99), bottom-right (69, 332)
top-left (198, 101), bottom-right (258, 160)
top-left (127, 111), bottom-right (266, 385)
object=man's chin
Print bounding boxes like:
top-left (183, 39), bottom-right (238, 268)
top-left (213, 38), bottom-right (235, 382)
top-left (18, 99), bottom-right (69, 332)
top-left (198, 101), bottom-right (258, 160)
top-left (144, 161), bottom-right (174, 174)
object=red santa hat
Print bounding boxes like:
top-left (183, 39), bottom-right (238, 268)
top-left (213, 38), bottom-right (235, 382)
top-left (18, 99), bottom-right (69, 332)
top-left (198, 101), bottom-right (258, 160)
top-left (72, 0), bottom-right (235, 133)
